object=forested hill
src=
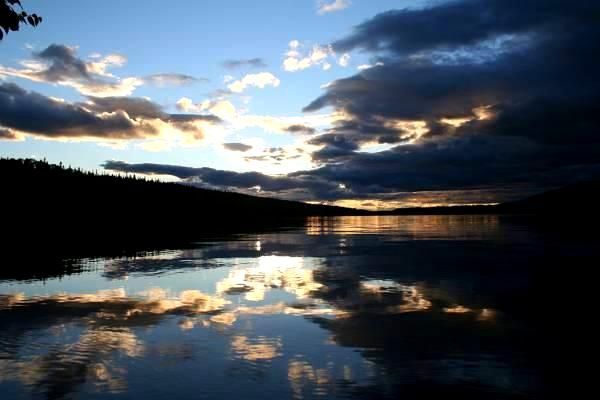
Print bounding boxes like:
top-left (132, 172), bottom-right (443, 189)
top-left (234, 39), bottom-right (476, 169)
top-left (1, 158), bottom-right (367, 253)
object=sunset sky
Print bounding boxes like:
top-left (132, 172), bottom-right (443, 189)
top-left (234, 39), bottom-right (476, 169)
top-left (1, 0), bottom-right (598, 209)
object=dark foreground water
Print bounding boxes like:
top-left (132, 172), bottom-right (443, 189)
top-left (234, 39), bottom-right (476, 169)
top-left (0, 216), bottom-right (595, 399)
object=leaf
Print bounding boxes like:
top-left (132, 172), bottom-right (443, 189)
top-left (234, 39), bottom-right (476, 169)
top-left (27, 15), bottom-right (34, 25)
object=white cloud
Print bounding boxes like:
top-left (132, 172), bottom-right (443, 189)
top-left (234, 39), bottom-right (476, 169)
top-left (176, 97), bottom-right (238, 120)
top-left (176, 96), bottom-right (341, 137)
top-left (283, 41), bottom-right (334, 72)
top-left (338, 53), bottom-right (351, 67)
top-left (176, 97), bottom-right (196, 112)
top-left (227, 72), bottom-right (280, 93)
top-left (86, 54), bottom-right (127, 77)
top-left (317, 0), bottom-right (351, 15)
top-left (357, 61), bottom-right (384, 70)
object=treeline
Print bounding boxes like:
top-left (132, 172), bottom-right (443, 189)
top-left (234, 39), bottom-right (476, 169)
top-left (0, 158), bottom-right (368, 258)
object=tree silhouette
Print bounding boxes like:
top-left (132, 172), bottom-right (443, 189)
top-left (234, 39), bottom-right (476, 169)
top-left (1, 0), bottom-right (42, 41)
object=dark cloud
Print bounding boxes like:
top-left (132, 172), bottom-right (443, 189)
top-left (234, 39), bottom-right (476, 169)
top-left (34, 44), bottom-right (91, 81)
top-left (222, 58), bottom-right (267, 69)
top-left (101, 158), bottom-right (550, 206)
top-left (167, 114), bottom-right (222, 124)
top-left (0, 82), bottom-right (155, 139)
top-left (305, 135), bottom-right (598, 192)
top-left (284, 124), bottom-right (316, 135)
top-left (332, 0), bottom-right (592, 55)
top-left (301, 0), bottom-right (600, 198)
top-left (83, 96), bottom-right (164, 119)
top-left (0, 83), bottom-right (220, 141)
top-left (82, 98), bottom-right (221, 125)
top-left (102, 160), bottom-right (342, 200)
top-left (223, 142), bottom-right (252, 152)
top-left (143, 73), bottom-right (206, 86)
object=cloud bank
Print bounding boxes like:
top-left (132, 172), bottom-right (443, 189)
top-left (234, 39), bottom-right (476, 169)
top-left (105, 0), bottom-right (600, 207)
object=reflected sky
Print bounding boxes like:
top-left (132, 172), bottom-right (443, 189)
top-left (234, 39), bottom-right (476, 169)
top-left (1, 216), bottom-right (589, 399)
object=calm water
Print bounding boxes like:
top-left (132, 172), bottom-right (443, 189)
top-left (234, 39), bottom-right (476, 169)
top-left (0, 216), bottom-right (593, 399)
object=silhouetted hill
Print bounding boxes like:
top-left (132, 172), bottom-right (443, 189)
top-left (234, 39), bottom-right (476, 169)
top-left (3, 158), bottom-right (598, 262)
top-left (0, 158), bottom-right (368, 257)
top-left (497, 181), bottom-right (600, 214)
top-left (388, 181), bottom-right (600, 216)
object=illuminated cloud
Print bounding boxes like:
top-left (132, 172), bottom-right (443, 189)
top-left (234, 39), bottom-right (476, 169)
top-left (0, 44), bottom-right (143, 97)
top-left (0, 44), bottom-right (202, 96)
top-left (227, 72), bottom-right (280, 93)
top-left (283, 41), bottom-right (333, 72)
top-left (337, 53), bottom-right (351, 67)
top-left (176, 96), bottom-right (333, 136)
top-left (357, 62), bottom-right (384, 70)
top-left (282, 40), bottom-right (351, 72)
top-left (176, 97), bottom-right (237, 120)
top-left (317, 0), bottom-right (351, 15)
top-left (0, 82), bottom-right (221, 146)
top-left (0, 126), bottom-right (22, 141)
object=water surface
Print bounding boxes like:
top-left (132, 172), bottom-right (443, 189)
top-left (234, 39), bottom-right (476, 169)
top-left (0, 216), bottom-right (591, 399)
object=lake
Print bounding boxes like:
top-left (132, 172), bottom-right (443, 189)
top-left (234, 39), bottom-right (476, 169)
top-left (0, 215), bottom-right (593, 399)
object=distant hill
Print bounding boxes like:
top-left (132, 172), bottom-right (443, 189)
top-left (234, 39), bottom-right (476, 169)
top-left (389, 181), bottom-right (600, 216)
top-left (497, 181), bottom-right (600, 214)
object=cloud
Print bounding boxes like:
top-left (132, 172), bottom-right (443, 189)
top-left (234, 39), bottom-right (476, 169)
top-left (283, 41), bottom-right (333, 72)
top-left (176, 95), bottom-right (332, 136)
top-left (82, 96), bottom-right (165, 119)
top-left (222, 58), bottom-right (267, 69)
top-left (143, 73), bottom-right (205, 87)
top-left (317, 0), bottom-right (350, 15)
top-left (0, 44), bottom-right (144, 97)
top-left (243, 146), bottom-right (306, 166)
top-left (227, 72), bottom-right (280, 93)
top-left (102, 160), bottom-right (342, 200)
top-left (284, 124), bottom-right (317, 135)
top-left (176, 97), bottom-right (237, 120)
top-left (108, 1), bottom-right (600, 206)
top-left (0, 127), bottom-right (21, 140)
top-left (337, 53), bottom-right (350, 67)
top-left (298, 0), bottom-right (600, 200)
top-left (282, 40), bottom-right (352, 72)
top-left (357, 62), bottom-right (384, 71)
top-left (0, 44), bottom-right (204, 96)
top-left (223, 142), bottom-right (253, 152)
top-left (0, 82), bottom-right (221, 145)
top-left (332, 0), bottom-right (578, 55)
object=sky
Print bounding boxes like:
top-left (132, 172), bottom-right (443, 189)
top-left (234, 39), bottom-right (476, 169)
top-left (1, 0), bottom-right (599, 209)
